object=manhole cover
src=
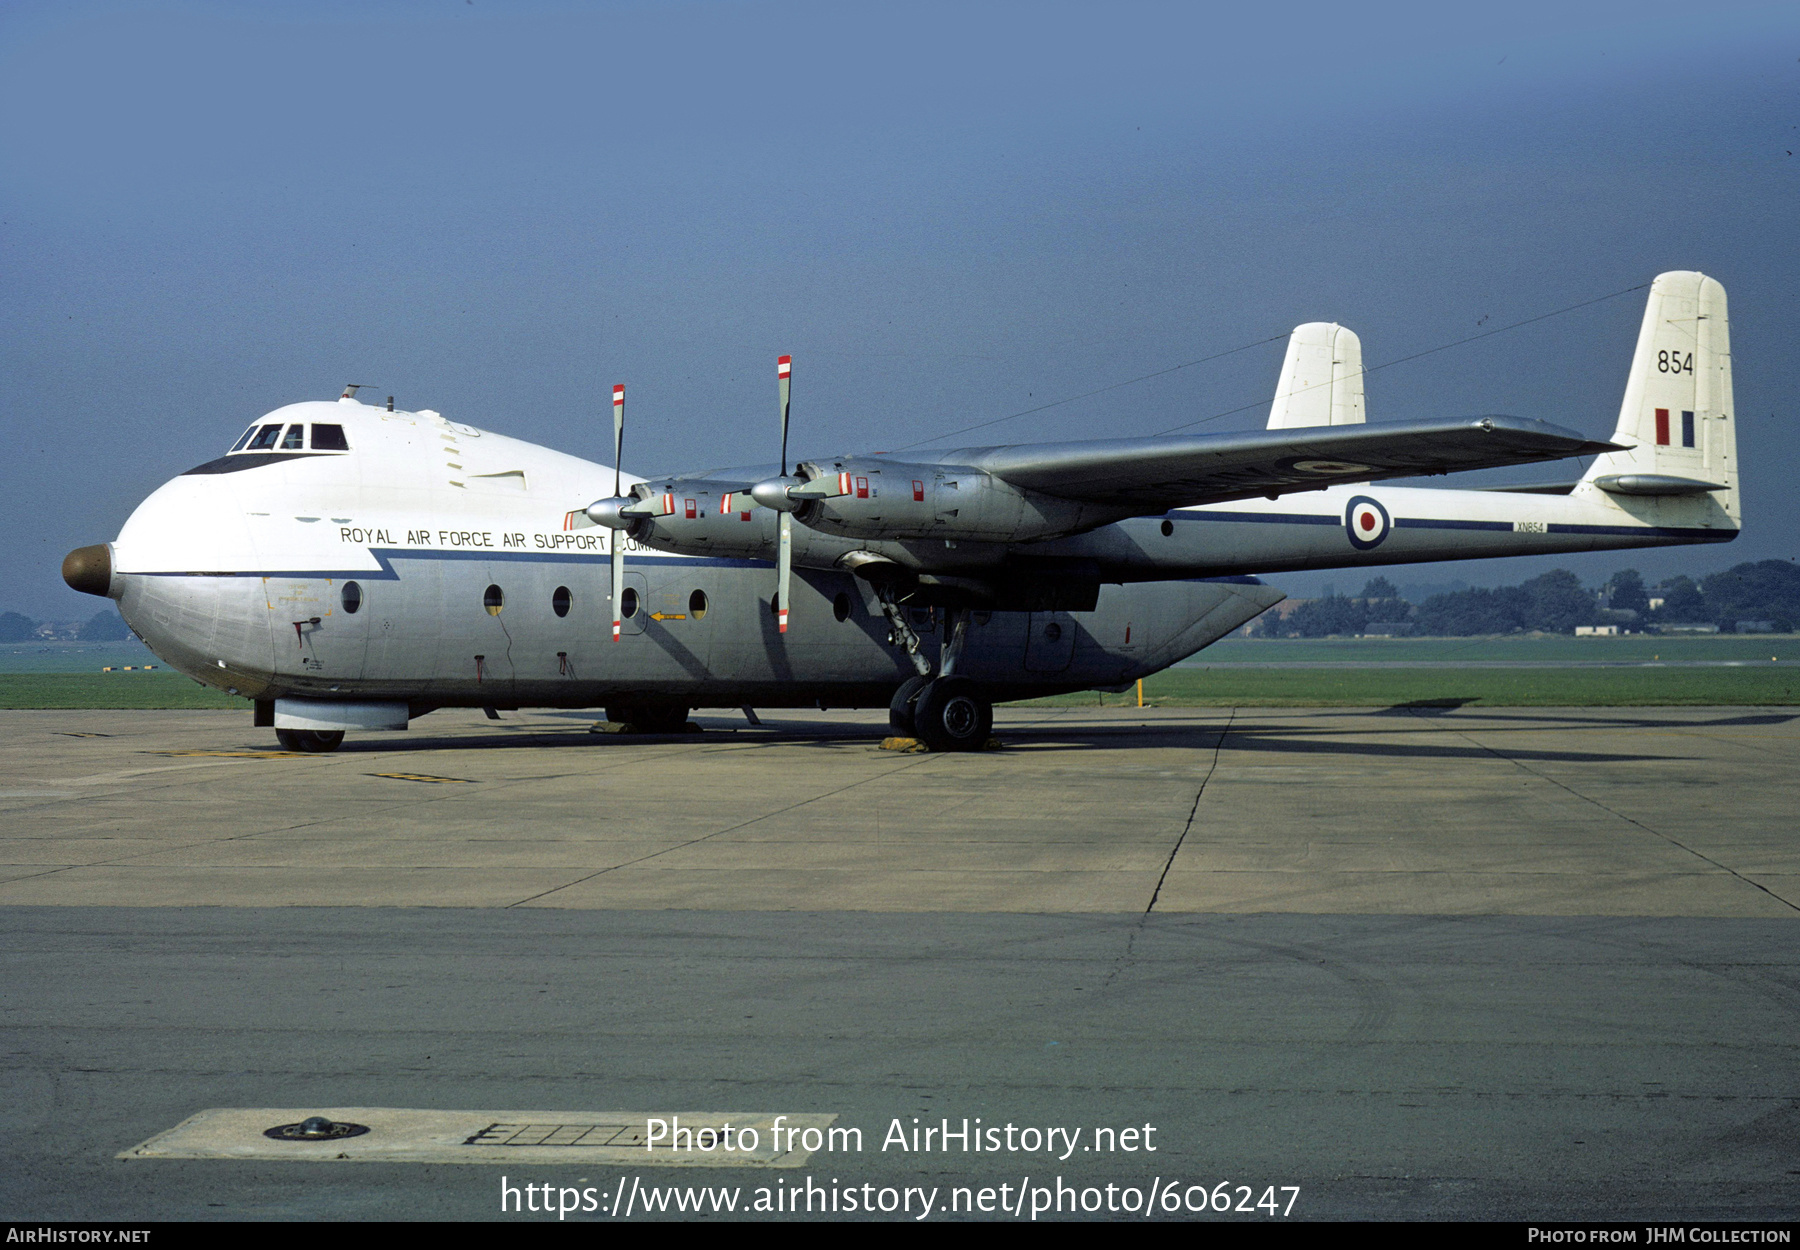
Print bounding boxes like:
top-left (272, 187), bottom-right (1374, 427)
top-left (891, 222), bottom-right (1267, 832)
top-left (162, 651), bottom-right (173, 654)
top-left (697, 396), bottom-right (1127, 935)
top-left (263, 1117), bottom-right (370, 1142)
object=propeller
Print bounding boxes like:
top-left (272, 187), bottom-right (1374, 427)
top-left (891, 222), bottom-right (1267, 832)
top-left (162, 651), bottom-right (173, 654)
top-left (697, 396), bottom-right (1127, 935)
top-left (609, 383), bottom-right (626, 642)
top-left (745, 358), bottom-right (800, 631)
top-left (584, 383), bottom-right (658, 641)
top-left (775, 355), bottom-right (792, 633)
top-left (743, 354), bottom-right (856, 633)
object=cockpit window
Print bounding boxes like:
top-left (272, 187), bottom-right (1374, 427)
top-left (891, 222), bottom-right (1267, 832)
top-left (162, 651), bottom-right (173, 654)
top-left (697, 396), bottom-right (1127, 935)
top-left (226, 420), bottom-right (351, 456)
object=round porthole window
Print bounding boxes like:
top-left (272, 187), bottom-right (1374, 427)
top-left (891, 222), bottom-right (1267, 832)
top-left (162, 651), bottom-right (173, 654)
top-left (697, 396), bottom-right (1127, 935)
top-left (1161, 519), bottom-right (1174, 537)
top-left (340, 581), bottom-right (363, 614)
top-left (1043, 622), bottom-right (1063, 641)
top-left (483, 584), bottom-right (504, 616)
top-left (833, 592), bottom-right (851, 622)
top-left (552, 586), bottom-right (573, 618)
top-left (620, 587), bottom-right (639, 619)
top-left (689, 589), bottom-right (708, 619)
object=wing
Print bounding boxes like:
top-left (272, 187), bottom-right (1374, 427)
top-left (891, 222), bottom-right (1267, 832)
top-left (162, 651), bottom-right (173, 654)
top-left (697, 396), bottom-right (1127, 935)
top-left (926, 416), bottom-right (1621, 511)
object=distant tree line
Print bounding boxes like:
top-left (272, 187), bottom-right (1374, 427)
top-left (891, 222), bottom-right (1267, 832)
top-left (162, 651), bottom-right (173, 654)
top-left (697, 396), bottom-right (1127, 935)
top-left (0, 610), bottom-right (134, 643)
top-left (1254, 560), bottom-right (1800, 637)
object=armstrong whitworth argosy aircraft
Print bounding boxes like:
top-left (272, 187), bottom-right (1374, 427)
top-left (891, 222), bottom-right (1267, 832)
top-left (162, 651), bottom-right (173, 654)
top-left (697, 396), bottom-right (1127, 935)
top-left (62, 271), bottom-right (1738, 752)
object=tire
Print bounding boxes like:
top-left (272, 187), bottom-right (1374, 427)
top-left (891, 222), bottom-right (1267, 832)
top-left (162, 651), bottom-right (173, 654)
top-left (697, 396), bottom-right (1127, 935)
top-left (911, 678), bottom-right (993, 753)
top-left (888, 675), bottom-right (932, 737)
top-left (276, 728), bottom-right (345, 753)
top-left (605, 704), bottom-right (692, 734)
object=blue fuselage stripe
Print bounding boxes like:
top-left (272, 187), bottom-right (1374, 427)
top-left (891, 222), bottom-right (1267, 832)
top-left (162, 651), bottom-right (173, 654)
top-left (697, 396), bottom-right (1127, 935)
top-left (134, 547), bottom-right (772, 581)
top-left (1168, 511), bottom-right (1722, 540)
top-left (1169, 511), bottom-right (1339, 527)
top-left (1396, 517), bottom-right (1514, 532)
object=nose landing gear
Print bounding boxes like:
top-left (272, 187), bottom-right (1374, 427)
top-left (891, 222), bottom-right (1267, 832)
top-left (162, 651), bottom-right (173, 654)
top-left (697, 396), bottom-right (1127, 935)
top-left (275, 728), bottom-right (345, 753)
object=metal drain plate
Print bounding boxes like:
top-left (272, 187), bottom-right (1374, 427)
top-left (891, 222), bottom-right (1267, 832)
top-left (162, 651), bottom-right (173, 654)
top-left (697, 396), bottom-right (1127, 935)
top-left (123, 1108), bottom-right (836, 1166)
top-left (263, 1118), bottom-right (370, 1142)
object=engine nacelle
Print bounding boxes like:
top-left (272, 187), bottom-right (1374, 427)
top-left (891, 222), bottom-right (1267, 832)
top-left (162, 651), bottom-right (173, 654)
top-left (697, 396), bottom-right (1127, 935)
top-left (788, 459), bottom-right (1122, 544)
top-left (589, 478), bottom-right (777, 560)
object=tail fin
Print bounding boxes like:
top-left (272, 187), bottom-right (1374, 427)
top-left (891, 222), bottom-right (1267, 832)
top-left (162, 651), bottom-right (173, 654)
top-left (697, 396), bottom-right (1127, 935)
top-left (1267, 322), bottom-right (1366, 429)
top-left (1579, 271), bottom-right (1740, 526)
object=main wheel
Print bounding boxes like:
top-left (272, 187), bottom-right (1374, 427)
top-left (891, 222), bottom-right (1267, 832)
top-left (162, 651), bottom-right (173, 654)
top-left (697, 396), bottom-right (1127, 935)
top-left (276, 728), bottom-right (344, 753)
top-left (911, 678), bottom-right (993, 753)
top-left (888, 675), bottom-right (932, 737)
top-left (605, 703), bottom-right (692, 734)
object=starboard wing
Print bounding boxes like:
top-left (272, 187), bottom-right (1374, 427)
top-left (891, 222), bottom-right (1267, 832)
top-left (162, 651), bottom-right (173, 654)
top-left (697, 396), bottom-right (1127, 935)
top-left (926, 416), bottom-right (1620, 511)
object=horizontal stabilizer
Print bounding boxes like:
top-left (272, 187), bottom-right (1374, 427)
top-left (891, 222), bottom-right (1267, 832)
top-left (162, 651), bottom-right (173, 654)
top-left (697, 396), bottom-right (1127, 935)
top-left (933, 417), bottom-right (1621, 512)
top-left (1477, 481), bottom-right (1580, 496)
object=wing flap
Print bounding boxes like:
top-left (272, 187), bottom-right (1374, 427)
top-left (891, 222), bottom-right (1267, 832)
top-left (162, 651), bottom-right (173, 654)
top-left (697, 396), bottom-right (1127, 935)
top-left (935, 416), bottom-right (1620, 510)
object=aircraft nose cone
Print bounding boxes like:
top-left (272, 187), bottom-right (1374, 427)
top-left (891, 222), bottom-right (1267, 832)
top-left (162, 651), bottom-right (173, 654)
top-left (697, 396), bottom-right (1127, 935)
top-left (63, 544), bottom-right (115, 597)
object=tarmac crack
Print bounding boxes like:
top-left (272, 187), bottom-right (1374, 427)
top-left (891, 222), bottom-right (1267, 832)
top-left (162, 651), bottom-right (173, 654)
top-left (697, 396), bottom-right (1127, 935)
top-left (500, 753), bottom-right (942, 907)
top-left (1409, 708), bottom-right (1800, 916)
top-left (1096, 711), bottom-right (1235, 992)
top-left (0, 741), bottom-right (720, 888)
top-left (1145, 707), bottom-right (1235, 916)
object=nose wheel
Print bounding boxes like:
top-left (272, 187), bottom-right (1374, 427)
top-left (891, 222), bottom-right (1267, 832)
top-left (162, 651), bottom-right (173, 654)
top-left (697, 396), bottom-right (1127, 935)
top-left (275, 729), bottom-right (344, 753)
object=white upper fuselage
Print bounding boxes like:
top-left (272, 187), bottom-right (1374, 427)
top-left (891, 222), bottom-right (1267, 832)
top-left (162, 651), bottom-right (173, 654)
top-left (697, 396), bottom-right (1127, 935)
top-left (114, 398), bottom-right (634, 581)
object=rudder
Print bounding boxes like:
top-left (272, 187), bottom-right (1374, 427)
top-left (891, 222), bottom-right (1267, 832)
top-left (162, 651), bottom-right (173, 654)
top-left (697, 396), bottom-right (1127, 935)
top-left (1267, 322), bottom-right (1366, 429)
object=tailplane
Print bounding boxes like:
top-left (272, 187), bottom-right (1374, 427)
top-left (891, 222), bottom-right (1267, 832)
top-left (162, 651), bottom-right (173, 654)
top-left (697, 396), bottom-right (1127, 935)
top-left (1578, 272), bottom-right (1739, 527)
top-left (1267, 322), bottom-right (1366, 429)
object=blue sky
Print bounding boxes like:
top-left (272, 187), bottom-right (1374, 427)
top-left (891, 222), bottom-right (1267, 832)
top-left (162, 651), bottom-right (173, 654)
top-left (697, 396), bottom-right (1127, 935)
top-left (3, 0), bottom-right (1796, 617)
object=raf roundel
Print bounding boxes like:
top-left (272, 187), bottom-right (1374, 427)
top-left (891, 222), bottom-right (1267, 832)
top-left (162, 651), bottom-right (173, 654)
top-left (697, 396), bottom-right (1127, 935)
top-left (1345, 495), bottom-right (1391, 550)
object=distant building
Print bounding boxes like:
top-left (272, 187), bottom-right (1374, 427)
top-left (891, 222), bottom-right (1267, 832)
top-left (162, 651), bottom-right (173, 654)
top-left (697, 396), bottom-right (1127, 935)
top-left (1661, 622), bottom-right (1720, 634)
top-left (1362, 622), bottom-right (1414, 637)
top-left (1575, 625), bottom-right (1620, 636)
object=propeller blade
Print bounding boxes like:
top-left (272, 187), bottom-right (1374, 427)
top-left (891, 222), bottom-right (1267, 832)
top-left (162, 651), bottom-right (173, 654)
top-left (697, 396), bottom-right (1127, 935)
top-left (777, 354), bottom-right (791, 477)
top-left (611, 533), bottom-right (625, 642)
top-left (611, 383), bottom-right (625, 641)
top-left (612, 384), bottom-right (625, 499)
top-left (777, 511), bottom-right (792, 634)
top-left (776, 355), bottom-right (794, 632)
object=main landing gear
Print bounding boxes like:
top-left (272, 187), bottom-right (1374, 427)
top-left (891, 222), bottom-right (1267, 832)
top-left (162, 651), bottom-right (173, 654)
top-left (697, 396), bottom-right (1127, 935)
top-left (881, 600), bottom-right (994, 753)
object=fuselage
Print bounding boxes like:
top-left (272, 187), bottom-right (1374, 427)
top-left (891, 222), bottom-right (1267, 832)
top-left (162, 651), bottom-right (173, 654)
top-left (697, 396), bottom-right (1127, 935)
top-left (102, 399), bottom-right (1285, 711)
top-left (88, 384), bottom-right (1737, 717)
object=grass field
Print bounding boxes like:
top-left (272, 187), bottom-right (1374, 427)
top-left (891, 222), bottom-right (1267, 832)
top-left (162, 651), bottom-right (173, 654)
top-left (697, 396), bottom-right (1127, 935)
top-left (1189, 635), bottom-right (1797, 664)
top-left (0, 641), bottom-right (160, 674)
top-left (3, 637), bottom-right (1796, 710)
top-left (1020, 664), bottom-right (1800, 708)
top-left (0, 674), bottom-right (244, 710)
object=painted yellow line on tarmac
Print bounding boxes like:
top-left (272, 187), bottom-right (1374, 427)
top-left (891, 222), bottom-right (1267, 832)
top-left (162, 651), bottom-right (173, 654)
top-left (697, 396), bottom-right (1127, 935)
top-left (146, 750), bottom-right (311, 759)
top-left (367, 772), bottom-right (476, 784)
